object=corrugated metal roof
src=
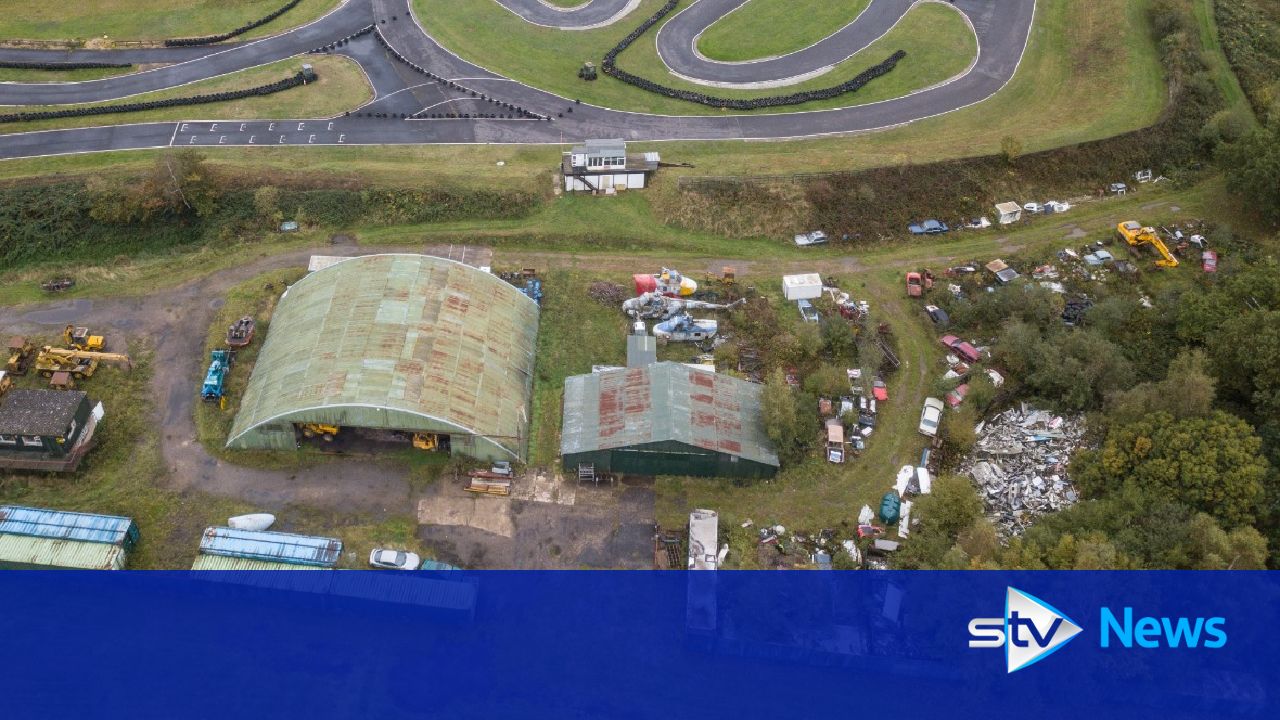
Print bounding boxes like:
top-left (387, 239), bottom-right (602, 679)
top-left (0, 505), bottom-right (137, 547)
top-left (198, 527), bottom-right (343, 567)
top-left (226, 254), bottom-right (539, 461)
top-left (561, 362), bottom-right (778, 467)
top-left (0, 534), bottom-right (126, 569)
top-left (0, 390), bottom-right (86, 436)
top-left (190, 555), bottom-right (317, 571)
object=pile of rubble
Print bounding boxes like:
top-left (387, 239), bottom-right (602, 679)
top-left (587, 281), bottom-right (626, 306)
top-left (960, 405), bottom-right (1087, 537)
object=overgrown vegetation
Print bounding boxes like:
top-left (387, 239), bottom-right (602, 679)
top-left (0, 151), bottom-right (541, 271)
top-left (1212, 0), bottom-right (1280, 118)
top-left (900, 231), bottom-right (1280, 569)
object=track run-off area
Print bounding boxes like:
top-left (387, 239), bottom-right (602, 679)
top-left (0, 0), bottom-right (1035, 159)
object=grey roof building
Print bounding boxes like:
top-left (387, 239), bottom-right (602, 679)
top-left (561, 362), bottom-right (778, 479)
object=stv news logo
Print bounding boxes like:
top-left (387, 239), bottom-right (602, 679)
top-left (968, 587), bottom-right (1229, 673)
top-left (968, 587), bottom-right (1083, 673)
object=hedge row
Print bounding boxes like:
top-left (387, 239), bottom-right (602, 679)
top-left (0, 72), bottom-right (308, 124)
top-left (164, 0), bottom-right (302, 47)
top-left (600, 0), bottom-right (904, 109)
top-left (0, 60), bottom-right (132, 70)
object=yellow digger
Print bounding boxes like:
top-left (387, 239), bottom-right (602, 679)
top-left (412, 433), bottom-right (440, 451)
top-left (6, 336), bottom-right (34, 375)
top-left (34, 346), bottom-right (132, 380)
top-left (63, 325), bottom-right (107, 352)
top-left (300, 423), bottom-right (339, 441)
top-left (1117, 221), bottom-right (1179, 269)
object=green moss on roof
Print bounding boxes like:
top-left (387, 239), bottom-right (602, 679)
top-left (227, 255), bottom-right (539, 460)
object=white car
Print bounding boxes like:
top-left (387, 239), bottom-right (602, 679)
top-left (1046, 201), bottom-right (1071, 213)
top-left (793, 231), bottom-right (829, 247)
top-left (1023, 202), bottom-right (1044, 215)
top-left (918, 397), bottom-right (945, 437)
top-left (369, 548), bottom-right (422, 570)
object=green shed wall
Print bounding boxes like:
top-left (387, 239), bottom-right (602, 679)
top-left (564, 440), bottom-right (777, 480)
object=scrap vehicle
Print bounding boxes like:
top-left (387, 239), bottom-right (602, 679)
top-left (906, 272), bottom-right (924, 297)
top-left (34, 347), bottom-right (131, 379)
top-left (62, 324), bottom-right (106, 352)
top-left (1116, 221), bottom-right (1178, 268)
top-left (412, 433), bottom-right (442, 452)
top-left (939, 335), bottom-right (981, 363)
top-left (908, 220), bottom-right (949, 235)
top-left (634, 268), bottom-right (697, 297)
top-left (653, 313), bottom-right (718, 343)
top-left (0, 370), bottom-right (11, 398)
top-left (201, 350), bottom-right (232, 401)
top-left (797, 299), bottom-right (819, 323)
top-left (622, 292), bottom-right (743, 320)
top-left (370, 549), bottom-right (422, 570)
top-left (6, 336), bottom-right (34, 376)
top-left (40, 278), bottom-right (75, 293)
top-left (918, 397), bottom-right (944, 437)
top-left (226, 316), bottom-right (256, 348)
top-left (793, 231), bottom-right (829, 247)
top-left (299, 423), bottom-right (339, 440)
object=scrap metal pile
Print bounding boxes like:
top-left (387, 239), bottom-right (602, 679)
top-left (961, 405), bottom-right (1087, 537)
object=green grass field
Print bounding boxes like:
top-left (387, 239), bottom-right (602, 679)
top-left (416, 0), bottom-right (975, 115)
top-left (0, 0), bottom-right (341, 44)
top-left (0, 55), bottom-right (371, 135)
top-left (0, 66), bottom-right (134, 82)
top-left (696, 0), bottom-right (872, 62)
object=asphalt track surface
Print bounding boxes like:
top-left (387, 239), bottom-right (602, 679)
top-left (0, 0), bottom-right (1035, 160)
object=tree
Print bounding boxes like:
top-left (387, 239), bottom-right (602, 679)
top-left (1219, 117), bottom-right (1280, 227)
top-left (86, 150), bottom-right (220, 224)
top-left (253, 185), bottom-right (283, 227)
top-left (1000, 135), bottom-right (1023, 163)
top-left (1073, 411), bottom-right (1268, 526)
top-left (895, 475), bottom-right (984, 569)
top-left (802, 364), bottom-right (849, 399)
top-left (1105, 349), bottom-right (1217, 425)
top-left (761, 369), bottom-right (810, 464)
top-left (820, 318), bottom-right (855, 360)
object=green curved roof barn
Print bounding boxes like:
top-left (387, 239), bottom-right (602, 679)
top-left (226, 254), bottom-right (539, 462)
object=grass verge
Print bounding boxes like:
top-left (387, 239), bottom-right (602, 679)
top-left (0, 0), bottom-right (341, 45)
top-left (696, 0), bottom-right (872, 62)
top-left (0, 55), bottom-right (371, 134)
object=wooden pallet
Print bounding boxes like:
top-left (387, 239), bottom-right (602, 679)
top-left (465, 481), bottom-right (510, 496)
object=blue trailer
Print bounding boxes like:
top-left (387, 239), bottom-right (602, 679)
top-left (201, 350), bottom-right (232, 401)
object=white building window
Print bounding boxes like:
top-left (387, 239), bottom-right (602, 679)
top-left (66, 419), bottom-right (77, 439)
top-left (0, 435), bottom-right (16, 446)
top-left (21, 436), bottom-right (43, 448)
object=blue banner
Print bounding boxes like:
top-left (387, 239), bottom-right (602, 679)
top-left (0, 571), bottom-right (1275, 718)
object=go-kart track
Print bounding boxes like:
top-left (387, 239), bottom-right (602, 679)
top-left (0, 0), bottom-right (1034, 160)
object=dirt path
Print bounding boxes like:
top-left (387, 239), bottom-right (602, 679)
top-left (0, 243), bottom-right (492, 517)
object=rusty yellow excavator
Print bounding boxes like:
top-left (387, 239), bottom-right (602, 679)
top-left (1117, 221), bottom-right (1178, 269)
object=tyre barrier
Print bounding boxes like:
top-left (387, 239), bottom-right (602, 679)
top-left (309, 24), bottom-right (375, 53)
top-left (164, 0), bottom-right (303, 47)
top-left (0, 71), bottom-right (308, 124)
top-left (601, 0), bottom-right (906, 109)
top-left (368, 27), bottom-right (547, 121)
top-left (0, 60), bottom-right (133, 70)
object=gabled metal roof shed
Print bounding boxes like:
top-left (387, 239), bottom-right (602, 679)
top-left (561, 362), bottom-right (778, 479)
